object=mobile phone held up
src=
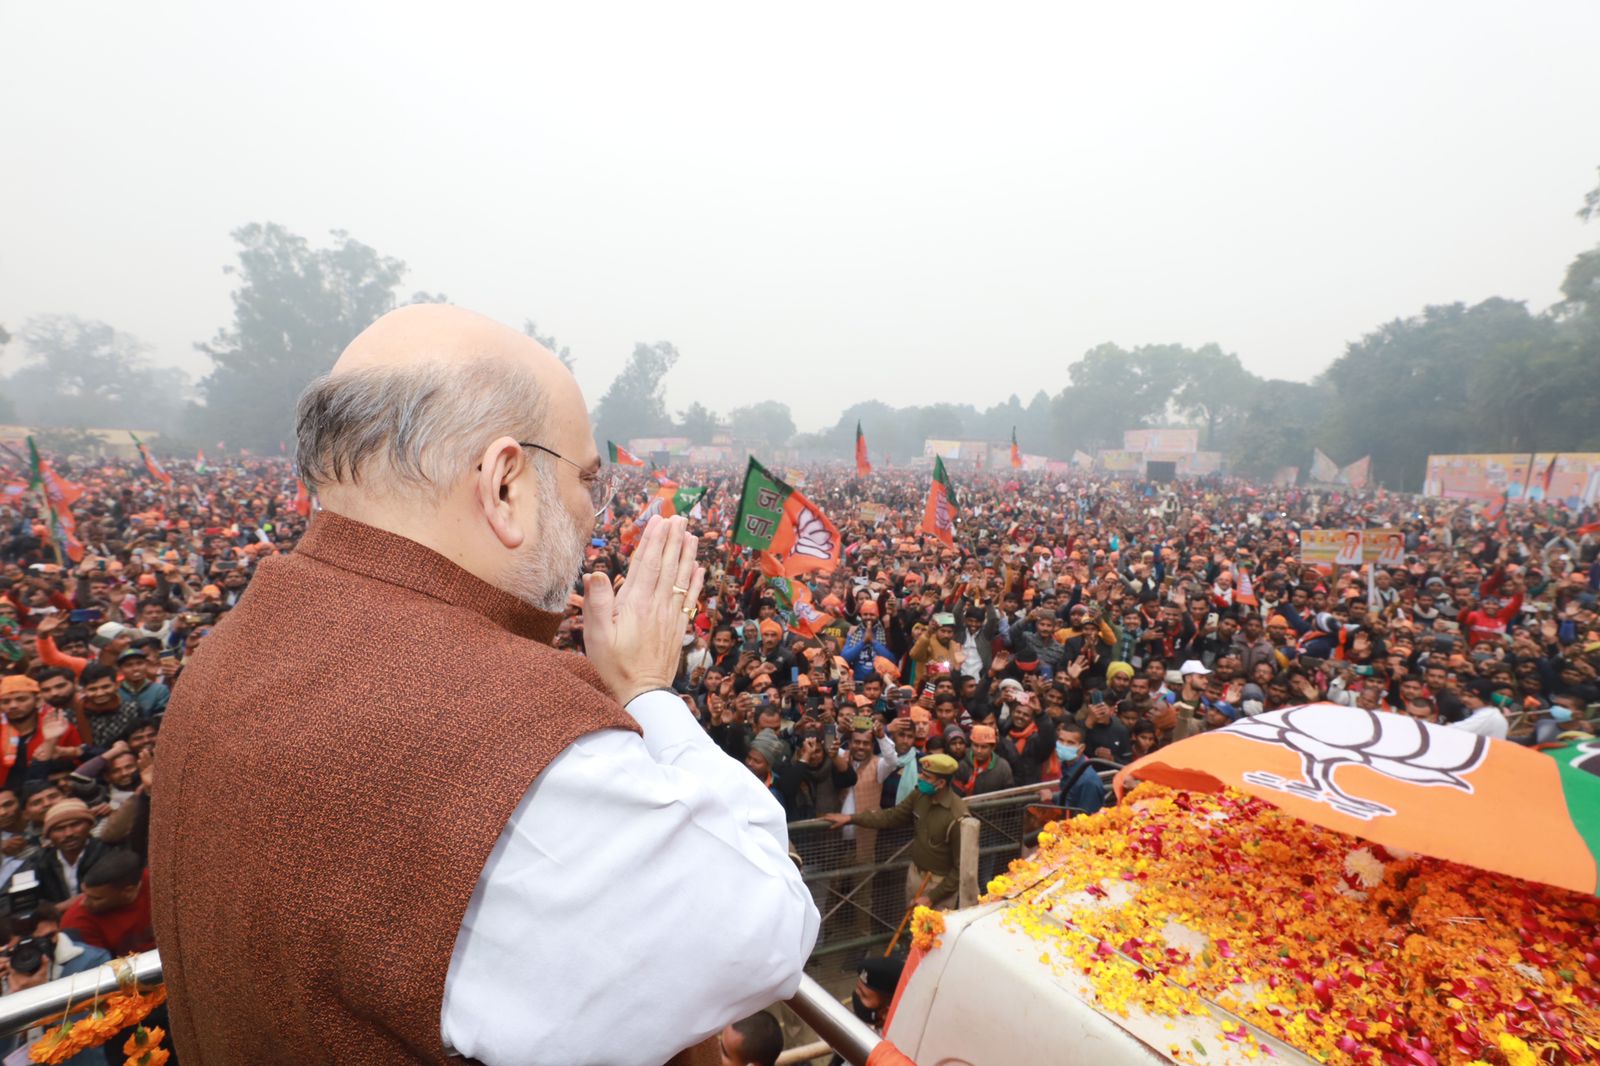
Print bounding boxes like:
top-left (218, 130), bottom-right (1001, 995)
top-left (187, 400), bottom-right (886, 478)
top-left (68, 608), bottom-right (103, 625)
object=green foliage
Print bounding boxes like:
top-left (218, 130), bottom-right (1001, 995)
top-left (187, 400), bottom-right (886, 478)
top-left (589, 341), bottom-right (679, 445)
top-left (193, 223), bottom-right (410, 450)
top-left (1226, 380), bottom-right (1330, 479)
top-left (1316, 298), bottom-right (1575, 487)
top-left (727, 401), bottom-right (796, 450)
top-left (677, 401), bottom-right (722, 445)
top-left (6, 315), bottom-right (191, 430)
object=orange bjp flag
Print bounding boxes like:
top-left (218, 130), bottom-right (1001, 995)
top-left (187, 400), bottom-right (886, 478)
top-left (1115, 703), bottom-right (1600, 895)
top-left (919, 456), bottom-right (958, 548)
top-left (855, 421), bottom-right (871, 477)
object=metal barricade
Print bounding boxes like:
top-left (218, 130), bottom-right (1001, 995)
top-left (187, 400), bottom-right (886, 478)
top-left (789, 781), bottom-right (1057, 977)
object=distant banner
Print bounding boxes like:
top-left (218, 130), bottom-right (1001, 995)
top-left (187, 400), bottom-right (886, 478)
top-left (687, 445), bottom-right (735, 464)
top-left (1340, 455), bottom-right (1372, 490)
top-left (1272, 466), bottom-right (1299, 487)
top-left (628, 436), bottom-right (690, 456)
top-left (1299, 528), bottom-right (1405, 566)
top-left (1123, 428), bottom-right (1199, 454)
top-left (858, 502), bottom-right (890, 526)
top-left (1179, 451), bottom-right (1224, 475)
top-left (923, 438), bottom-right (990, 462)
top-left (1309, 448), bottom-right (1341, 484)
top-left (1072, 450), bottom-right (1094, 470)
top-left (1422, 453), bottom-right (1600, 505)
top-left (1097, 449), bottom-right (1143, 473)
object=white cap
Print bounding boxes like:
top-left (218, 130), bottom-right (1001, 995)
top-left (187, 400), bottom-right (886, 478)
top-left (91, 622), bottom-right (129, 649)
top-left (997, 678), bottom-right (1024, 693)
top-left (1179, 660), bottom-right (1211, 677)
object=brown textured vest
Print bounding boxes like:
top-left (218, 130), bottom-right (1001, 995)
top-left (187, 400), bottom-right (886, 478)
top-left (150, 512), bottom-right (715, 1064)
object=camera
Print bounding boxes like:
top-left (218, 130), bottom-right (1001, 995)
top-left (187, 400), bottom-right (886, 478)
top-left (0, 869), bottom-right (40, 923)
top-left (5, 935), bottom-right (54, 977)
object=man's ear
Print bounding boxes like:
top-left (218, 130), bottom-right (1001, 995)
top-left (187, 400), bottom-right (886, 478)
top-left (477, 437), bottom-right (530, 550)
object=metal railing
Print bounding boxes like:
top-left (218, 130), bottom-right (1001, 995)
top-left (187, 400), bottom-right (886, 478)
top-left (788, 779), bottom-right (1066, 975)
top-left (0, 779), bottom-right (1097, 1061)
top-left (0, 950), bottom-right (161, 1039)
top-left (0, 953), bottom-right (887, 1066)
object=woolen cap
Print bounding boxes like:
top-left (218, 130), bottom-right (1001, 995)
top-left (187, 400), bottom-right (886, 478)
top-left (748, 731), bottom-right (787, 770)
top-left (43, 798), bottom-right (95, 834)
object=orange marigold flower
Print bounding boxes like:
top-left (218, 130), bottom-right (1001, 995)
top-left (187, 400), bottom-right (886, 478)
top-left (909, 906), bottom-right (946, 952)
top-left (125, 1049), bottom-right (170, 1066)
top-left (123, 1026), bottom-right (166, 1055)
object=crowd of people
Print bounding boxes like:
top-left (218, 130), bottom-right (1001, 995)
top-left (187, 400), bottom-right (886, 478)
top-left (647, 466), bottom-right (1600, 834)
top-left (0, 445), bottom-right (1597, 1058)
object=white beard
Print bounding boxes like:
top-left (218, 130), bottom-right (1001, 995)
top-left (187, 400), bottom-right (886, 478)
top-left (500, 477), bottom-right (587, 614)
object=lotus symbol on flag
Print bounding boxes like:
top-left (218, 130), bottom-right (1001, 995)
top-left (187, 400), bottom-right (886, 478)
top-left (794, 601), bottom-right (826, 625)
top-left (934, 496), bottom-right (953, 532)
top-left (791, 506), bottom-right (836, 559)
top-left (1569, 740), bottom-right (1600, 778)
top-left (1229, 706), bottom-right (1489, 820)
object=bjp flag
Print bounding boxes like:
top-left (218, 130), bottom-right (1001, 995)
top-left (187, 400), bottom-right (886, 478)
top-left (607, 440), bottom-right (646, 467)
top-left (1010, 427), bottom-right (1022, 470)
top-left (919, 456), bottom-right (958, 548)
top-left (1116, 704), bottom-right (1600, 895)
top-left (854, 422), bottom-right (871, 477)
top-left (732, 457), bottom-right (840, 577)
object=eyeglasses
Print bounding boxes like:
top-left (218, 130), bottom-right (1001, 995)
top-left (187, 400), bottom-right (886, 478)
top-left (519, 442), bottom-right (618, 518)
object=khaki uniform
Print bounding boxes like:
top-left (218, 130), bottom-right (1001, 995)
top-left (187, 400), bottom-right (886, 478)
top-left (850, 787), bottom-right (970, 908)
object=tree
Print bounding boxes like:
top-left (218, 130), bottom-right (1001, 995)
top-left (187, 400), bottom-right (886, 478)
top-left (1173, 344), bottom-right (1258, 448)
top-left (1060, 343), bottom-right (1188, 450)
top-left (1227, 380), bottom-right (1330, 479)
top-left (1319, 299), bottom-right (1557, 488)
top-left (1579, 165), bottom-right (1600, 225)
top-left (6, 315), bottom-right (190, 431)
top-left (677, 401), bottom-right (721, 444)
top-left (589, 341), bottom-right (679, 446)
top-left (523, 319), bottom-right (575, 370)
top-left (193, 223), bottom-right (411, 450)
top-left (727, 401), bottom-right (796, 450)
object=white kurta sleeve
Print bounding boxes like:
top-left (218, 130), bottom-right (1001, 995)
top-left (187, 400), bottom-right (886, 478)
top-left (440, 690), bottom-right (819, 1066)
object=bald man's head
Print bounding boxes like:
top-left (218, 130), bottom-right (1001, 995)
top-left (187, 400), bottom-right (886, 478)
top-left (298, 305), bottom-right (587, 497)
top-left (295, 305), bottom-right (605, 612)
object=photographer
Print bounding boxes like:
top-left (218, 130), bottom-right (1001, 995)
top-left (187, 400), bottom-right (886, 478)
top-left (0, 904), bottom-right (111, 1066)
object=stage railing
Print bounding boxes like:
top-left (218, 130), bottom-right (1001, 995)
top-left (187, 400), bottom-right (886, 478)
top-left (0, 953), bottom-right (887, 1065)
top-left (0, 950), bottom-right (162, 1038)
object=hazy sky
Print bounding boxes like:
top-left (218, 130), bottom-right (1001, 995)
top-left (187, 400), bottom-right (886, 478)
top-left (3, 2), bottom-right (1597, 430)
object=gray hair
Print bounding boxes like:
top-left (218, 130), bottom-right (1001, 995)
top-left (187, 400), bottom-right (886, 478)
top-left (295, 357), bottom-right (546, 500)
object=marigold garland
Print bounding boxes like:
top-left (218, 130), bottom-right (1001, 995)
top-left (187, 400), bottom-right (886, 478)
top-left (982, 785), bottom-right (1600, 1065)
top-left (28, 975), bottom-right (168, 1064)
top-left (909, 906), bottom-right (946, 952)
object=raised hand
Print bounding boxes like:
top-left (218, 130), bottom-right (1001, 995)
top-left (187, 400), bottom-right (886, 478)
top-left (40, 709), bottom-right (69, 743)
top-left (583, 516), bottom-right (705, 706)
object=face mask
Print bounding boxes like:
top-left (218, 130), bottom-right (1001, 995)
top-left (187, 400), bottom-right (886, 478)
top-left (1056, 742), bottom-right (1079, 762)
top-left (1550, 706), bottom-right (1574, 723)
top-left (915, 778), bottom-right (937, 796)
top-left (1490, 693), bottom-right (1512, 709)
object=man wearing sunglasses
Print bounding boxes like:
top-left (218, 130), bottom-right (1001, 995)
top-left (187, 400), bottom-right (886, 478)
top-left (152, 304), bottom-right (818, 1066)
